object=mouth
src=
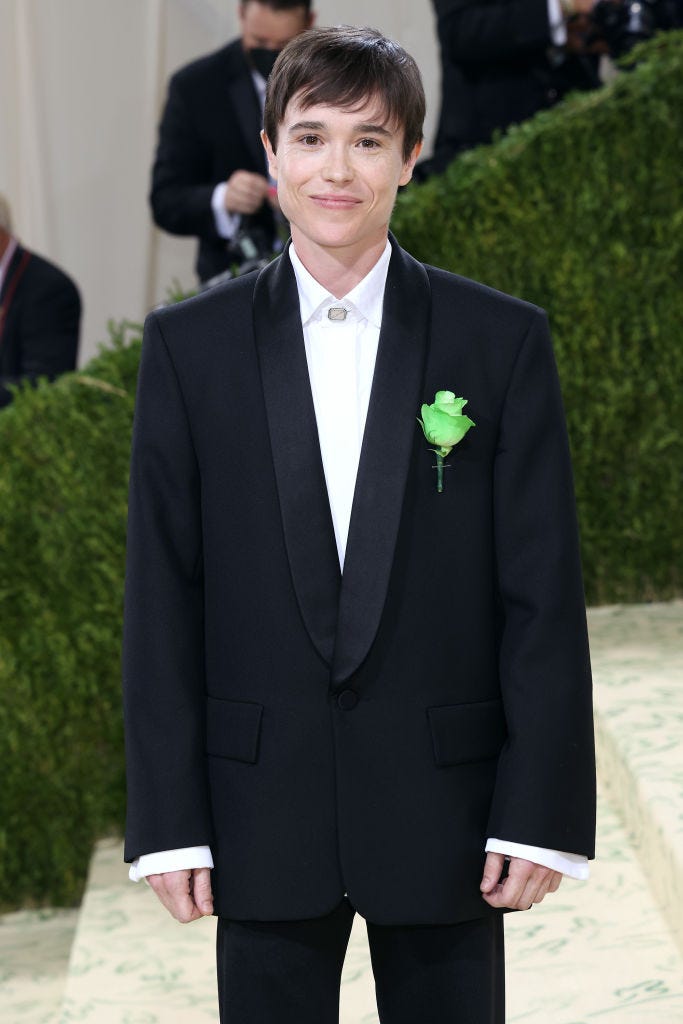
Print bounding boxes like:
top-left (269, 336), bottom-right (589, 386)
top-left (309, 194), bottom-right (362, 210)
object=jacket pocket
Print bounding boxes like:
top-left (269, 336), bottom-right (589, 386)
top-left (206, 696), bottom-right (263, 763)
top-left (427, 699), bottom-right (507, 767)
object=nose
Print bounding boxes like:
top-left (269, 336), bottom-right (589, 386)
top-left (322, 143), bottom-right (353, 184)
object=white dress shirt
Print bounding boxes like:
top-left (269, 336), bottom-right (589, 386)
top-left (130, 240), bottom-right (588, 883)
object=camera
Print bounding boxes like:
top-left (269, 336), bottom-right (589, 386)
top-left (200, 227), bottom-right (276, 292)
top-left (589, 0), bottom-right (666, 58)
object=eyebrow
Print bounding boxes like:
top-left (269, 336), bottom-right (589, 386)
top-left (287, 120), bottom-right (393, 137)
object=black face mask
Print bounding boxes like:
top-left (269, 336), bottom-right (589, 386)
top-left (248, 47), bottom-right (280, 80)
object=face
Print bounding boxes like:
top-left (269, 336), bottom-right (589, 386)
top-left (262, 95), bottom-right (421, 264)
top-left (239, 1), bottom-right (313, 52)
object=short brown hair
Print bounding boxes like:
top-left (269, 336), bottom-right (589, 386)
top-left (264, 26), bottom-right (425, 162)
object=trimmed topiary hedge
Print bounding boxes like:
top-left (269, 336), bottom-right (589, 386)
top-left (0, 323), bottom-right (141, 909)
top-left (0, 34), bottom-right (681, 911)
top-left (393, 32), bottom-right (683, 604)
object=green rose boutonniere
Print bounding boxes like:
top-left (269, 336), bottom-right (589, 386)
top-left (418, 390), bottom-right (475, 493)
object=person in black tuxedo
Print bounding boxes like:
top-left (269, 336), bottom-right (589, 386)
top-left (416, 0), bottom-right (602, 179)
top-left (150, 0), bottom-right (314, 283)
top-left (124, 26), bottom-right (596, 1023)
top-left (0, 201), bottom-right (80, 408)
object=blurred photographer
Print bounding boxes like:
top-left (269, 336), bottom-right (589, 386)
top-left (418, 0), bottom-right (681, 180)
top-left (417, 0), bottom-right (602, 180)
top-left (150, 0), bottom-right (314, 285)
top-left (564, 0), bottom-right (682, 59)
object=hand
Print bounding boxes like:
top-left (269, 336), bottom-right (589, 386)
top-left (224, 171), bottom-right (270, 215)
top-left (480, 853), bottom-right (562, 910)
top-left (147, 867), bottom-right (214, 923)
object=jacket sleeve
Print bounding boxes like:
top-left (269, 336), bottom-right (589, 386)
top-left (122, 312), bottom-right (212, 861)
top-left (437, 0), bottom-right (552, 64)
top-left (149, 73), bottom-right (222, 242)
top-left (486, 308), bottom-right (596, 858)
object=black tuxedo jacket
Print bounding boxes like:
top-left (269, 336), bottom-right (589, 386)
top-left (0, 244), bottom-right (80, 408)
top-left (150, 40), bottom-right (276, 283)
top-left (123, 238), bottom-right (596, 925)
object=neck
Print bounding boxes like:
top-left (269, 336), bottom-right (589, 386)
top-left (290, 232), bottom-right (389, 298)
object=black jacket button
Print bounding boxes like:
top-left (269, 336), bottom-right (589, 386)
top-left (337, 689), bottom-right (359, 710)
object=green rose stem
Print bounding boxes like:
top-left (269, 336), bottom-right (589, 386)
top-left (418, 390), bottom-right (475, 493)
top-left (435, 452), bottom-right (446, 493)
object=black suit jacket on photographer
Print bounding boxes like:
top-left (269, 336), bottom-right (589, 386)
top-left (425, 0), bottom-right (599, 174)
top-left (0, 244), bottom-right (80, 408)
top-left (150, 39), bottom-right (275, 283)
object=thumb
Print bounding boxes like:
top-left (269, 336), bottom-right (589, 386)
top-left (480, 852), bottom-right (505, 894)
top-left (192, 867), bottom-right (214, 915)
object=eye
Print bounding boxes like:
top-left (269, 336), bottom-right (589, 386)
top-left (358, 138), bottom-right (380, 149)
top-left (300, 134), bottom-right (320, 146)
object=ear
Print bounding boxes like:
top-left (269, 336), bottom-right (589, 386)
top-left (398, 140), bottom-right (423, 187)
top-left (261, 129), bottom-right (278, 180)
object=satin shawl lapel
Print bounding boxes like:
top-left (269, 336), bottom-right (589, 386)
top-left (226, 57), bottom-right (267, 175)
top-left (332, 241), bottom-right (431, 685)
top-left (253, 253), bottom-right (340, 666)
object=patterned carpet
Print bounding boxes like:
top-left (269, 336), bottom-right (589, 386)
top-left (1, 601), bottom-right (682, 1023)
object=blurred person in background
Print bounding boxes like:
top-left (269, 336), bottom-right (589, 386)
top-left (0, 194), bottom-right (80, 409)
top-left (150, 0), bottom-right (315, 285)
top-left (418, 0), bottom-right (681, 180)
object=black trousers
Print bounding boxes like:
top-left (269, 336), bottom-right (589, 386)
top-left (216, 899), bottom-right (505, 1023)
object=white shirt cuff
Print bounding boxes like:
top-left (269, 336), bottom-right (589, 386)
top-left (548, 0), bottom-right (568, 45)
top-left (129, 845), bottom-right (214, 882)
top-left (211, 183), bottom-right (241, 240)
top-left (485, 838), bottom-right (589, 880)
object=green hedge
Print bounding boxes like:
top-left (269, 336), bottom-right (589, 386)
top-left (393, 32), bottom-right (683, 603)
top-left (0, 324), bottom-right (141, 908)
top-left (1, 34), bottom-right (681, 910)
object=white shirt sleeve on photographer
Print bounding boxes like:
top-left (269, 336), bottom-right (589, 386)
top-left (211, 182), bottom-right (241, 240)
top-left (548, 0), bottom-right (569, 45)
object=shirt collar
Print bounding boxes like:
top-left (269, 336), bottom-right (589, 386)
top-left (289, 240), bottom-right (391, 329)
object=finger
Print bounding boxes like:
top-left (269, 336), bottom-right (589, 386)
top-left (482, 857), bottom-right (537, 909)
top-left (504, 863), bottom-right (559, 909)
top-left (228, 191), bottom-right (265, 215)
top-left (549, 871), bottom-right (562, 893)
top-left (480, 852), bottom-right (505, 895)
top-left (190, 867), bottom-right (214, 916)
top-left (225, 174), bottom-right (268, 213)
top-left (526, 867), bottom-right (564, 905)
top-left (225, 186), bottom-right (256, 213)
top-left (230, 172), bottom-right (269, 197)
top-left (529, 870), bottom-right (562, 905)
top-left (489, 860), bottom-right (565, 909)
top-left (148, 871), bottom-right (202, 924)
